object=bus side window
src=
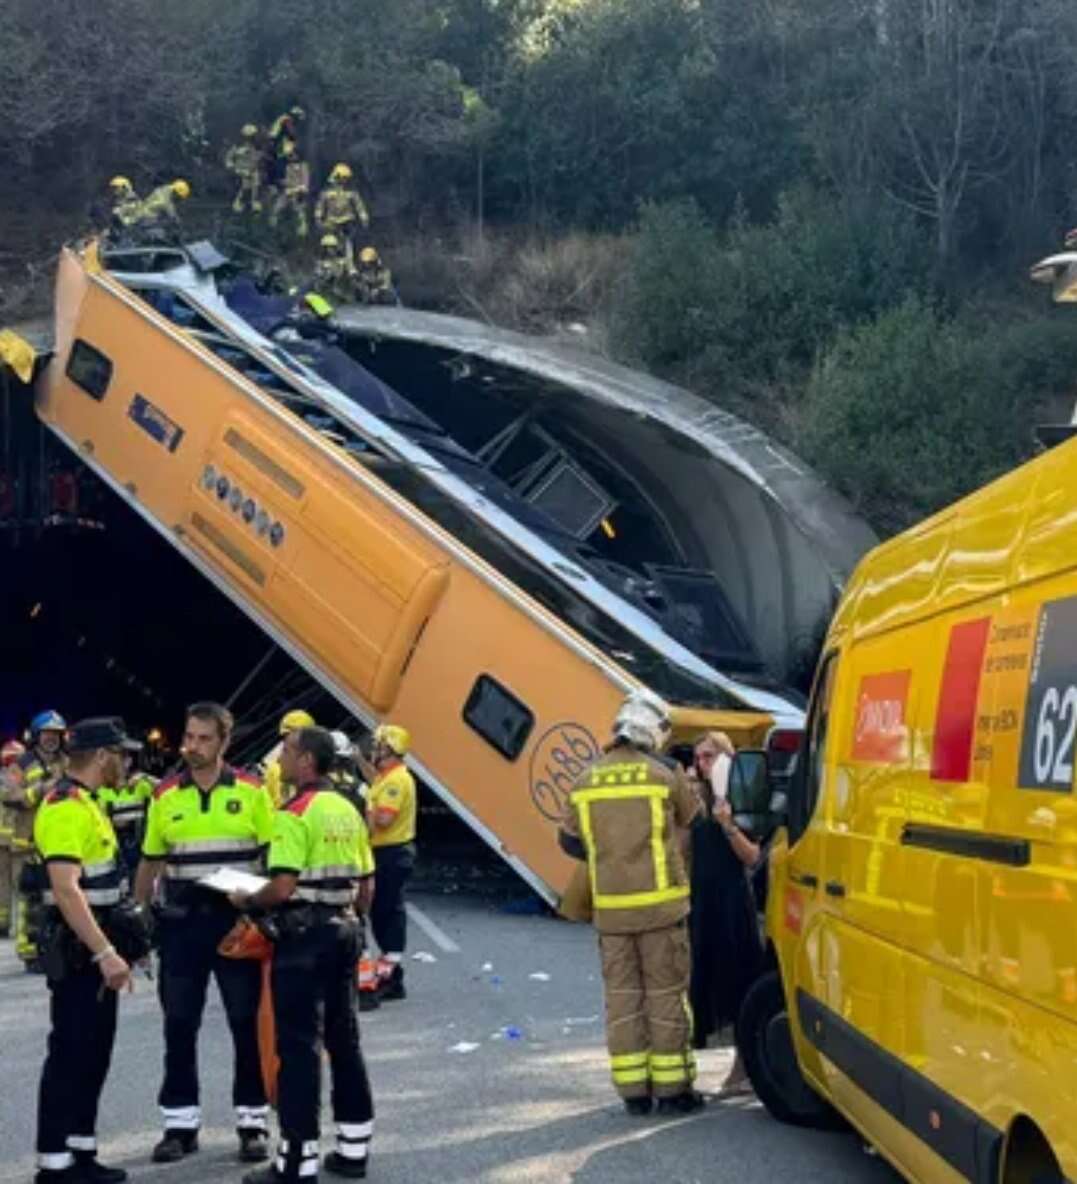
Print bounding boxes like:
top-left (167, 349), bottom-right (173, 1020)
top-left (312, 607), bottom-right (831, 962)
top-left (789, 651), bottom-right (838, 843)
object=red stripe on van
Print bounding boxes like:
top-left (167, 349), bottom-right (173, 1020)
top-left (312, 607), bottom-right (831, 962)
top-left (930, 616), bottom-right (991, 782)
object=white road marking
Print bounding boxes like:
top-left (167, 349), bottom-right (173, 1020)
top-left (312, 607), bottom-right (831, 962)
top-left (405, 901), bottom-right (460, 953)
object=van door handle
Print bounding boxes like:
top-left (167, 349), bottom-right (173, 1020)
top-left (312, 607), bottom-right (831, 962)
top-left (825, 880), bottom-right (846, 898)
top-left (790, 871), bottom-right (818, 888)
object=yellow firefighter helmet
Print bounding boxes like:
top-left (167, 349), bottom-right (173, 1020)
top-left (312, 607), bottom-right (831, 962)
top-left (359, 247), bottom-right (379, 265)
top-left (330, 162), bottom-right (352, 183)
top-left (374, 724), bottom-right (410, 757)
top-left (241, 123), bottom-right (258, 138)
top-left (320, 233), bottom-right (340, 251)
top-left (171, 179), bottom-right (191, 200)
top-left (279, 709), bottom-right (316, 736)
top-left (109, 175), bottom-right (133, 194)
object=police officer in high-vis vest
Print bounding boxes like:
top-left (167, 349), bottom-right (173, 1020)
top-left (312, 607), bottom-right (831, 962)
top-left (358, 724), bottom-right (416, 1001)
top-left (134, 702), bottom-right (273, 1166)
top-left (558, 690), bottom-right (703, 1116)
top-left (100, 767), bottom-right (155, 878)
top-left (231, 726), bottom-right (376, 1184)
top-left (33, 717), bottom-right (142, 1184)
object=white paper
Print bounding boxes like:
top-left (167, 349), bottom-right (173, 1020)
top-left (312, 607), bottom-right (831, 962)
top-left (198, 867), bottom-right (270, 895)
top-left (448, 1041), bottom-right (480, 1054)
top-left (528, 972), bottom-right (551, 982)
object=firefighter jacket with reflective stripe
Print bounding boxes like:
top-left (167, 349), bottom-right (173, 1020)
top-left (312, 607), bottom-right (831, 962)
top-left (558, 744), bottom-right (701, 935)
top-left (315, 185), bottom-right (369, 230)
top-left (268, 779), bottom-right (374, 906)
top-left (142, 765), bottom-right (272, 890)
top-left (34, 778), bottom-right (123, 908)
top-left (132, 184), bottom-right (179, 228)
top-left (7, 749), bottom-right (60, 847)
top-left (225, 142), bottom-right (262, 179)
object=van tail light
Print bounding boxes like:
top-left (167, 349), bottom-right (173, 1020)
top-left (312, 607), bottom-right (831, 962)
top-left (766, 728), bottom-right (803, 782)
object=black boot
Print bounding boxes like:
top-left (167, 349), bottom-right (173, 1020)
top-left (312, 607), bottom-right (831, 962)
top-left (151, 1130), bottom-right (199, 1163)
top-left (238, 1130), bottom-right (270, 1163)
top-left (623, 1097), bottom-right (653, 1117)
top-left (323, 1150), bottom-right (368, 1178)
top-left (243, 1167), bottom-right (290, 1184)
top-left (245, 1161), bottom-right (318, 1184)
top-left (34, 1166), bottom-right (82, 1184)
top-left (378, 964), bottom-right (405, 1001)
top-left (656, 1090), bottom-right (706, 1116)
top-left (73, 1152), bottom-right (127, 1182)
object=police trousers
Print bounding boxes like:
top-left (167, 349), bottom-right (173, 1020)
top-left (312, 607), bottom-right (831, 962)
top-left (371, 843), bottom-right (414, 958)
top-left (37, 959), bottom-right (118, 1163)
top-left (272, 914), bottom-right (374, 1180)
top-left (157, 906), bottom-right (267, 1131)
top-left (599, 922), bottom-right (696, 1100)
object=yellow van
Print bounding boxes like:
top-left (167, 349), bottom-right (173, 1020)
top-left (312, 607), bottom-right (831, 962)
top-left (733, 435), bottom-right (1077, 1183)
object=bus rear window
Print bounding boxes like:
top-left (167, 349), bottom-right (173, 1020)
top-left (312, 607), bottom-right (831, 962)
top-left (66, 339), bottom-right (113, 401)
top-left (463, 674), bottom-right (535, 760)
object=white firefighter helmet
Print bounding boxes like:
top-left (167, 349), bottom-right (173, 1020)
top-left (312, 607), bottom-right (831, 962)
top-left (612, 689), bottom-right (671, 752)
top-left (330, 730), bottom-right (353, 759)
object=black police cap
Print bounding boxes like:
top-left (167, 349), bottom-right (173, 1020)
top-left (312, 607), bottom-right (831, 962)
top-left (67, 717), bottom-right (143, 754)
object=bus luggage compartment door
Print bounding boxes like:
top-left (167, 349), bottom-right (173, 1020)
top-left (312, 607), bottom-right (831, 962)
top-left (196, 415), bottom-right (450, 713)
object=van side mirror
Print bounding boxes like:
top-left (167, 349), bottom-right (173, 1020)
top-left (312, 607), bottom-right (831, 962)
top-left (728, 749), bottom-right (785, 835)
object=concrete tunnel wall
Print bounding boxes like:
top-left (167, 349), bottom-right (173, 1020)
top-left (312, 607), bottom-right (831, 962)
top-left (556, 399), bottom-right (839, 680)
top-left (334, 307), bottom-right (879, 688)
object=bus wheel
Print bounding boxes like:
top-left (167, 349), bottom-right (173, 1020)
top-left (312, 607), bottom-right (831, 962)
top-left (735, 971), bottom-right (845, 1130)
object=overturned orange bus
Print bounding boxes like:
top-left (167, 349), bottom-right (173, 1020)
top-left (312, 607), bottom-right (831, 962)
top-left (36, 239), bottom-right (809, 903)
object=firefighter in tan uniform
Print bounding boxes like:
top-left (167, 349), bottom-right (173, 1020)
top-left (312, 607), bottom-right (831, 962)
top-left (0, 739), bottom-right (27, 935)
top-left (4, 712), bottom-right (68, 968)
top-left (558, 690), bottom-right (703, 1116)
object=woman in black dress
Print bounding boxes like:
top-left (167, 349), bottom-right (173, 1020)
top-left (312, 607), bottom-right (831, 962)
top-left (688, 732), bottom-right (764, 1093)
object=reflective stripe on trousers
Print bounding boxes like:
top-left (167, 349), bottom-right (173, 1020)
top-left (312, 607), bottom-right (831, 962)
top-left (336, 1120), bottom-right (373, 1163)
top-left (277, 1138), bottom-right (319, 1178)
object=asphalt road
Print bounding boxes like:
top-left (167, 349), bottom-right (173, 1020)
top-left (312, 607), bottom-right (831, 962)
top-left (0, 892), bottom-right (899, 1184)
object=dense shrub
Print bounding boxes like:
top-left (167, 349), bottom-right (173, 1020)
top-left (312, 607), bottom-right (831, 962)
top-left (610, 191), bottom-right (929, 391)
top-left (800, 299), bottom-right (1077, 534)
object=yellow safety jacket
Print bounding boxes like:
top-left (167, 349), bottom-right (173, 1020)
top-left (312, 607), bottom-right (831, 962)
top-left (35, 777), bottom-right (123, 909)
top-left (142, 764), bottom-right (272, 902)
top-left (368, 761), bottom-right (416, 847)
top-left (268, 777), bottom-right (374, 906)
top-left (558, 744), bottom-right (700, 934)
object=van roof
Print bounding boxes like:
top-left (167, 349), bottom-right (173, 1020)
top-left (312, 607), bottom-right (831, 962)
top-left (829, 432), bottom-right (1074, 644)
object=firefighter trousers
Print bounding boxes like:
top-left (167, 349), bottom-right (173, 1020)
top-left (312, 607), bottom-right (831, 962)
top-left (156, 907), bottom-right (268, 1133)
top-left (272, 914), bottom-right (374, 1181)
top-left (598, 921), bottom-right (696, 1100)
top-left (0, 836), bottom-right (12, 935)
top-left (233, 174), bottom-right (262, 213)
top-left (13, 848), bottom-right (43, 961)
top-left (36, 958), bottom-right (118, 1168)
top-left (270, 190), bottom-right (308, 237)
